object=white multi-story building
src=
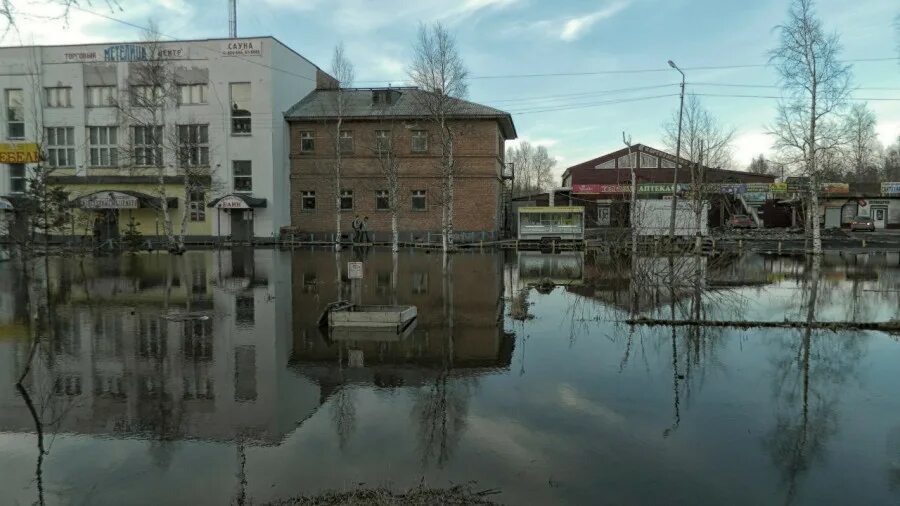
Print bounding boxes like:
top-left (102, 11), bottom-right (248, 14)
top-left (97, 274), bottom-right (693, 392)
top-left (0, 37), bottom-right (333, 241)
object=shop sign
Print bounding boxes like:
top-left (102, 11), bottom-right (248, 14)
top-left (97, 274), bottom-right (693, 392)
top-left (221, 40), bottom-right (262, 57)
top-left (882, 182), bottom-right (900, 195)
top-left (769, 182), bottom-right (788, 192)
top-left (745, 183), bottom-right (770, 193)
top-left (822, 183), bottom-right (849, 194)
top-left (0, 143), bottom-right (40, 163)
top-left (573, 184), bottom-right (630, 194)
top-left (63, 44), bottom-right (185, 62)
top-left (868, 199), bottom-right (890, 206)
top-left (79, 191), bottom-right (139, 209)
top-left (215, 195), bottom-right (250, 209)
top-left (786, 177), bottom-right (809, 192)
top-left (743, 192), bottom-right (768, 203)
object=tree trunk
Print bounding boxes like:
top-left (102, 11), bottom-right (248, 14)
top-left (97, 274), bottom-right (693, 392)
top-left (391, 210), bottom-right (398, 253)
top-left (334, 115), bottom-right (343, 251)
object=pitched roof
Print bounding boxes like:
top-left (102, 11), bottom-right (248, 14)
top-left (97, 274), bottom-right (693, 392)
top-left (284, 87), bottom-right (517, 139)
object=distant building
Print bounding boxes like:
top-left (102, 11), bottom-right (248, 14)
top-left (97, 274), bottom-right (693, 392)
top-left (0, 37), bottom-right (334, 242)
top-left (285, 87), bottom-right (517, 241)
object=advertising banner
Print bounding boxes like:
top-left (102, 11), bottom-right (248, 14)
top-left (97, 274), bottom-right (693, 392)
top-left (0, 143), bottom-right (40, 163)
top-left (881, 182), bottom-right (900, 195)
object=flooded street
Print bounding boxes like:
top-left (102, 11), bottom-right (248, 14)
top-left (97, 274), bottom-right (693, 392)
top-left (1, 248), bottom-right (899, 505)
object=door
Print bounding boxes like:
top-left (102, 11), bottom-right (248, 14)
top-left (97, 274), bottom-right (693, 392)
top-left (824, 207), bottom-right (841, 229)
top-left (93, 210), bottom-right (120, 244)
top-left (872, 207), bottom-right (887, 229)
top-left (230, 210), bottom-right (253, 241)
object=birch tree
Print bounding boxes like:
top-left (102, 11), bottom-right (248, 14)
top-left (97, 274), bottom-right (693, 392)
top-left (769, 0), bottom-right (852, 255)
top-left (408, 22), bottom-right (468, 253)
top-left (372, 119), bottom-right (402, 252)
top-left (329, 43), bottom-right (354, 250)
top-left (843, 102), bottom-right (880, 182)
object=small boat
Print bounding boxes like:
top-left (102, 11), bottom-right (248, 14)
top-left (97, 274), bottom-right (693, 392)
top-left (319, 301), bottom-right (417, 330)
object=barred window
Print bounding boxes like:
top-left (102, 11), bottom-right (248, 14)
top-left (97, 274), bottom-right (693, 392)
top-left (301, 191), bottom-right (316, 211)
top-left (132, 125), bottom-right (163, 166)
top-left (375, 190), bottom-right (389, 210)
top-left (177, 124), bottom-right (209, 167)
top-left (45, 87), bottom-right (72, 108)
top-left (88, 126), bottom-right (118, 167)
top-left (45, 127), bottom-right (75, 167)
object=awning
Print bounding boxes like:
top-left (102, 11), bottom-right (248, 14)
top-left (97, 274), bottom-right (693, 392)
top-left (208, 194), bottom-right (267, 209)
top-left (73, 190), bottom-right (178, 210)
top-left (0, 197), bottom-right (13, 210)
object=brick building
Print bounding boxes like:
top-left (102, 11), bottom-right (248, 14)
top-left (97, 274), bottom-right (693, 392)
top-left (285, 87), bottom-right (516, 241)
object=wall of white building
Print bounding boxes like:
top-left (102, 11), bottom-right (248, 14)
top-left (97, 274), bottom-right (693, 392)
top-left (0, 37), bottom-right (322, 238)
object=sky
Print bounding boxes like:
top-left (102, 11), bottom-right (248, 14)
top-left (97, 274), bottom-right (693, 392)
top-left (2, 0), bottom-right (899, 181)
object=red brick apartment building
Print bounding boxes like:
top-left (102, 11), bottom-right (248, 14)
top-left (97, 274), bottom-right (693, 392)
top-left (285, 88), bottom-right (516, 241)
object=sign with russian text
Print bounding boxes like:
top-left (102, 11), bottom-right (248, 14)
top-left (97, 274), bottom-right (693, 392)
top-left (214, 195), bottom-right (250, 209)
top-left (882, 182), bottom-right (900, 195)
top-left (221, 40), bottom-right (262, 57)
top-left (744, 183), bottom-right (770, 193)
top-left (769, 182), bottom-right (788, 192)
top-left (743, 192), bottom-right (767, 203)
top-left (0, 143), bottom-right (40, 163)
top-left (822, 183), bottom-right (849, 194)
top-left (347, 262), bottom-right (363, 279)
top-left (78, 191), bottom-right (139, 209)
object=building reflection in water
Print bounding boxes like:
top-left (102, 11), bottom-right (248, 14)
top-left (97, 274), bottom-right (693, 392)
top-left (289, 247), bottom-right (513, 464)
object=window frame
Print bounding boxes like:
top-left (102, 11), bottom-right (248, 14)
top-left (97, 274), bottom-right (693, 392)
top-left (374, 129), bottom-right (390, 153)
top-left (131, 85), bottom-right (163, 107)
top-left (85, 86), bottom-right (116, 108)
top-left (177, 83), bottom-right (208, 105)
top-left (87, 126), bottom-right (119, 167)
top-left (411, 130), bottom-right (428, 153)
top-left (299, 131), bottom-right (315, 153)
top-left (339, 190), bottom-right (353, 211)
top-left (229, 82), bottom-right (252, 135)
top-left (233, 160), bottom-right (253, 193)
top-left (188, 189), bottom-right (206, 222)
top-left (45, 127), bottom-right (76, 168)
top-left (339, 130), bottom-right (353, 154)
top-left (177, 124), bottom-right (210, 168)
top-left (45, 87), bottom-right (72, 108)
top-left (132, 125), bottom-right (163, 167)
top-left (375, 190), bottom-right (389, 211)
top-left (5, 89), bottom-right (25, 140)
top-left (301, 190), bottom-right (316, 212)
top-left (9, 164), bottom-right (26, 194)
top-left (411, 190), bottom-right (426, 211)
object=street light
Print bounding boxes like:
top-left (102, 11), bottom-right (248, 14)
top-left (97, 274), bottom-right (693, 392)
top-left (667, 60), bottom-right (686, 241)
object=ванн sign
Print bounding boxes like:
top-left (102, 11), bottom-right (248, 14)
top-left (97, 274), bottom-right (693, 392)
top-left (78, 191), bottom-right (139, 209)
top-left (0, 143), bottom-right (40, 163)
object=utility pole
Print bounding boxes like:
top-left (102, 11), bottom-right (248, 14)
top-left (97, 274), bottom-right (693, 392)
top-left (622, 132), bottom-right (637, 258)
top-left (668, 60), bottom-right (685, 242)
top-left (228, 0), bottom-right (237, 38)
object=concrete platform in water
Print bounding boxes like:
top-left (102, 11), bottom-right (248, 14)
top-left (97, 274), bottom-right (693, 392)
top-left (321, 302), bottom-right (418, 331)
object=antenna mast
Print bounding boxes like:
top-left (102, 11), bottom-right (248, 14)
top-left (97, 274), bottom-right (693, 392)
top-left (228, 0), bottom-right (237, 38)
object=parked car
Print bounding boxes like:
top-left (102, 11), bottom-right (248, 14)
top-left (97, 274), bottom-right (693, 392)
top-left (728, 214), bottom-right (755, 229)
top-left (850, 215), bottom-right (875, 232)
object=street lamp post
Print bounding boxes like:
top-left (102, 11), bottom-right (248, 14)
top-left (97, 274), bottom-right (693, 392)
top-left (668, 60), bottom-right (685, 241)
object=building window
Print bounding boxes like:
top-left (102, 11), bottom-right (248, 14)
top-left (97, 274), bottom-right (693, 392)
top-left (375, 190), bottom-right (389, 210)
top-left (299, 131), bottom-right (314, 153)
top-left (230, 83), bottom-right (251, 134)
top-left (9, 164), bottom-right (26, 194)
top-left (86, 86), bottom-right (116, 107)
top-left (5, 89), bottom-right (24, 139)
top-left (411, 130), bottom-right (428, 153)
top-left (597, 159), bottom-right (615, 169)
top-left (45, 127), bottom-right (75, 168)
top-left (640, 153), bottom-right (658, 168)
top-left (132, 125), bottom-right (163, 166)
top-left (45, 87), bottom-right (72, 108)
top-left (235, 294), bottom-right (254, 324)
top-left (177, 124), bottom-right (209, 167)
top-left (88, 126), bottom-right (118, 167)
top-left (233, 161), bottom-right (252, 193)
top-left (617, 153), bottom-right (635, 168)
top-left (661, 158), bottom-right (677, 168)
top-left (339, 130), bottom-right (353, 154)
top-left (411, 190), bottom-right (426, 211)
top-left (189, 189), bottom-right (206, 222)
top-left (301, 191), bottom-right (316, 211)
top-left (131, 85), bottom-right (163, 107)
top-left (340, 190), bottom-right (353, 210)
top-left (178, 83), bottom-right (207, 105)
top-left (374, 130), bottom-right (390, 153)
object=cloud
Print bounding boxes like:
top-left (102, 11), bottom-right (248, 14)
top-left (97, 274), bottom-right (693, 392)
top-left (876, 120), bottom-right (900, 147)
top-left (559, 1), bottom-right (630, 42)
top-left (733, 130), bottom-right (773, 167)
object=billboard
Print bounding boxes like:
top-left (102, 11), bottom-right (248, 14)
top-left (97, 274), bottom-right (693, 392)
top-left (0, 143), bottom-right (40, 163)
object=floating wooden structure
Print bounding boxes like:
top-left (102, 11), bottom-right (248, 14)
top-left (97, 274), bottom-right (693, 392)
top-left (318, 301), bottom-right (417, 331)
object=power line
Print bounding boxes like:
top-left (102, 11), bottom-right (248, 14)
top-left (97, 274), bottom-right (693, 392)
top-left (489, 83), bottom-right (677, 104)
top-left (689, 92), bottom-right (900, 101)
top-left (510, 94), bottom-right (678, 115)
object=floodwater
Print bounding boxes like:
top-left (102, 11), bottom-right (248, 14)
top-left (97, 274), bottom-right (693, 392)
top-left (1, 248), bottom-right (899, 505)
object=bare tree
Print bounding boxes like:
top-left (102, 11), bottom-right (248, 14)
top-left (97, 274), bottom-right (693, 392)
top-left (372, 118), bottom-right (402, 252)
top-left (843, 102), bottom-right (880, 182)
top-left (885, 136), bottom-right (900, 181)
top-left (329, 43), bottom-right (354, 250)
top-left (408, 22), bottom-right (468, 253)
top-left (505, 141), bottom-right (556, 196)
top-left (748, 154), bottom-right (773, 175)
top-left (663, 94), bottom-right (735, 169)
top-left (768, 0), bottom-right (852, 255)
